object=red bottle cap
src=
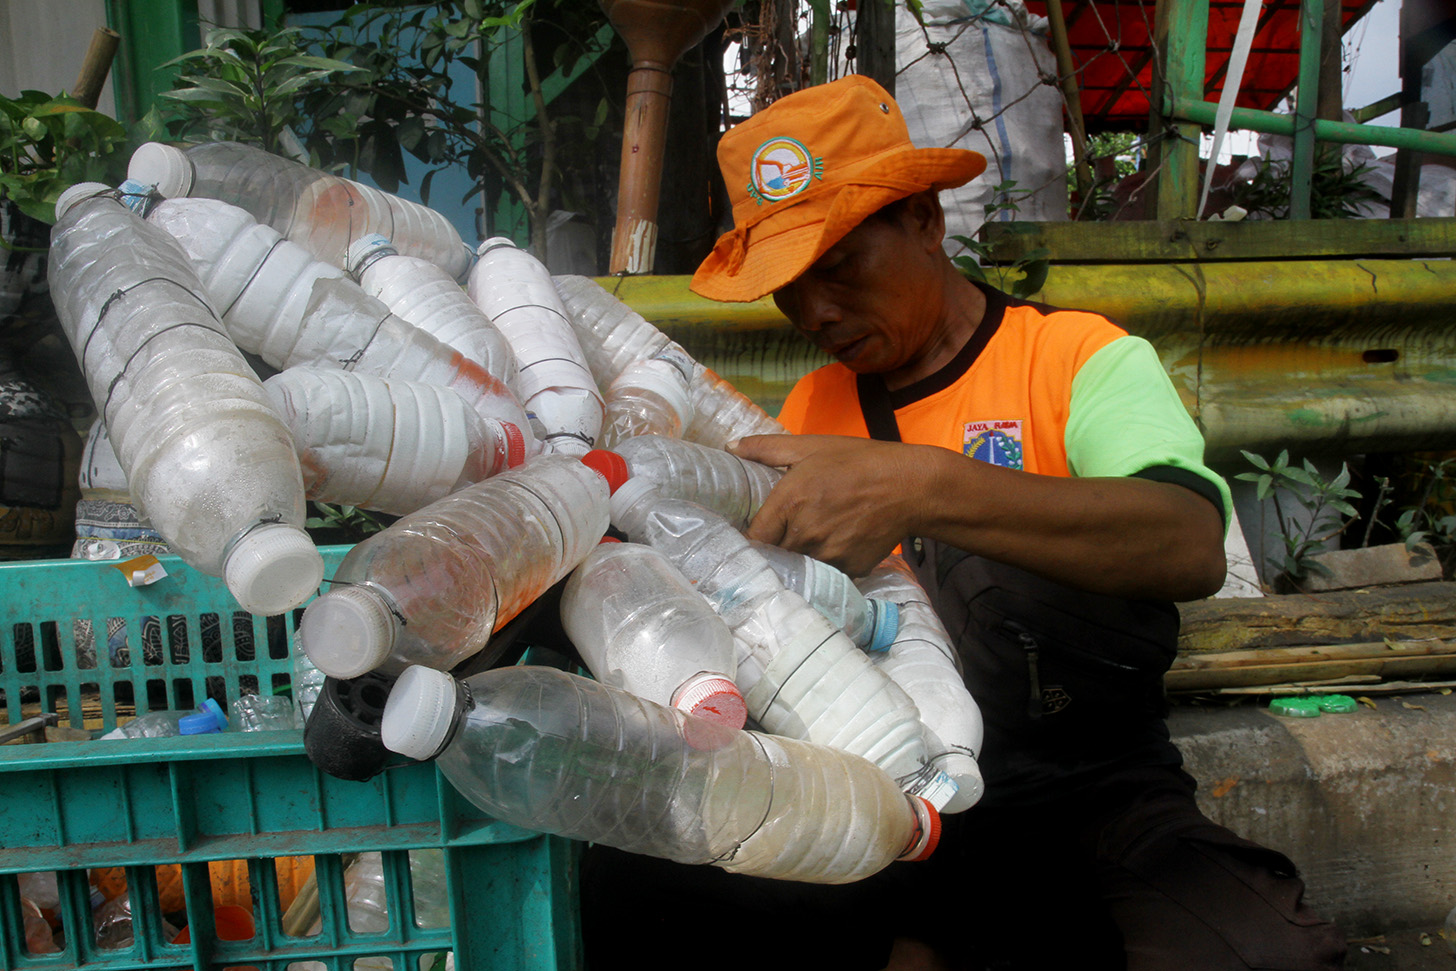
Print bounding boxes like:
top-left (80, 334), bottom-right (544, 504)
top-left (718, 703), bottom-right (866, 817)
top-left (673, 676), bottom-right (747, 731)
top-left (580, 449), bottom-right (629, 494)
top-left (902, 796), bottom-right (942, 862)
top-left (501, 421), bottom-right (527, 468)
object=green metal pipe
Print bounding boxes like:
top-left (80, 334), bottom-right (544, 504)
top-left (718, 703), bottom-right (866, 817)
top-left (1169, 95), bottom-right (1456, 158)
top-left (1288, 0), bottom-right (1323, 219)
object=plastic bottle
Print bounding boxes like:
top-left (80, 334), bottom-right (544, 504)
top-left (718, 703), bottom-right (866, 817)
top-left (561, 539), bottom-right (744, 728)
top-left (264, 367), bottom-right (527, 516)
top-left (750, 541), bottom-right (899, 653)
top-left (613, 434), bottom-right (781, 530)
top-left (299, 451), bottom-right (628, 680)
top-left (552, 275), bottom-right (785, 448)
top-left (857, 555), bottom-right (985, 813)
top-left (293, 632), bottom-right (325, 727)
top-left (467, 239), bottom-right (603, 455)
top-left (347, 234), bottom-right (519, 390)
top-left (127, 141), bottom-right (475, 280)
top-left (230, 693), bottom-right (296, 732)
top-left (99, 698), bottom-right (229, 739)
top-left (49, 184), bottom-right (323, 616)
top-left (599, 352), bottom-right (694, 450)
top-left (610, 481), bottom-right (954, 806)
top-left (382, 664), bottom-right (939, 884)
top-left (135, 193), bottom-right (531, 438)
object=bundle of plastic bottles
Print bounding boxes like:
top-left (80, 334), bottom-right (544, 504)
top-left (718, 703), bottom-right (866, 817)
top-left (49, 142), bottom-right (985, 888)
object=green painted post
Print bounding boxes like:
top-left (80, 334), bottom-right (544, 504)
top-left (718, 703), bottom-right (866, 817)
top-left (1289, 0), bottom-right (1323, 219)
top-left (809, 0), bottom-right (830, 86)
top-left (1149, 0), bottom-right (1207, 220)
top-left (104, 0), bottom-right (201, 126)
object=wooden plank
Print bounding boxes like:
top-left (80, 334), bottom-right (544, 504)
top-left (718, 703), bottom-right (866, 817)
top-left (981, 217), bottom-right (1456, 263)
top-left (1172, 638), bottom-right (1456, 671)
top-left (1164, 652), bottom-right (1456, 690)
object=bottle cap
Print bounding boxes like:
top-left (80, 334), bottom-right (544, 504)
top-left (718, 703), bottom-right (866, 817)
top-left (346, 233), bottom-right (397, 278)
top-left (116, 178), bottom-right (158, 216)
top-left (476, 236), bottom-right (518, 256)
top-left (1269, 696), bottom-right (1322, 718)
top-left (179, 698), bottom-right (229, 735)
top-left (54, 182), bottom-right (113, 221)
top-left (598, 536), bottom-right (621, 544)
top-left (501, 421), bottom-right (528, 468)
top-left (933, 751), bottom-right (985, 814)
top-left (608, 476), bottom-right (660, 533)
top-left (580, 449), bottom-right (629, 494)
top-left (381, 665), bottom-right (461, 761)
top-left (1315, 693), bottom-right (1358, 713)
top-left (900, 796), bottom-right (942, 862)
top-left (865, 599), bottom-right (900, 652)
top-left (127, 142), bottom-right (193, 197)
top-left (298, 585), bottom-right (397, 679)
top-left (672, 673), bottom-right (747, 730)
top-left (224, 523), bottom-right (325, 616)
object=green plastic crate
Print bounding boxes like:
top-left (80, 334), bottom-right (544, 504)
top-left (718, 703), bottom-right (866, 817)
top-left (0, 548), bottom-right (581, 970)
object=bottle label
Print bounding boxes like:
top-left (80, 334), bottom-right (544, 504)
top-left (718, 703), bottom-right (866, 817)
top-left (112, 554), bottom-right (168, 587)
top-left (904, 767), bottom-right (959, 811)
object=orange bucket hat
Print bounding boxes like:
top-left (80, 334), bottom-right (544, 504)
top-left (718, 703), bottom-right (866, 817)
top-left (690, 74), bottom-right (986, 303)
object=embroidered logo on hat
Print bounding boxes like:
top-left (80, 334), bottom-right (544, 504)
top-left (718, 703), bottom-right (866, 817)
top-left (746, 136), bottom-right (824, 205)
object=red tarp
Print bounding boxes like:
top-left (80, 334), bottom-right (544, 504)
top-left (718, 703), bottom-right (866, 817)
top-left (1021, 0), bottom-right (1378, 130)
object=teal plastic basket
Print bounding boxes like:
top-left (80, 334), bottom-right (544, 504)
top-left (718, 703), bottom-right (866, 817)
top-left (0, 548), bottom-right (580, 970)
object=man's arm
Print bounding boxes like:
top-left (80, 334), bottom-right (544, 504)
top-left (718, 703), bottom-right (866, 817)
top-left (731, 433), bottom-right (1227, 602)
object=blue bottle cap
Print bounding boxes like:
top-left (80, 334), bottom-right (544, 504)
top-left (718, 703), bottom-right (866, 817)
top-left (866, 599), bottom-right (900, 652)
top-left (179, 698), bottom-right (229, 735)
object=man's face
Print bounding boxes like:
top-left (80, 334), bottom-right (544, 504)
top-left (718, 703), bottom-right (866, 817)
top-left (770, 199), bottom-right (943, 380)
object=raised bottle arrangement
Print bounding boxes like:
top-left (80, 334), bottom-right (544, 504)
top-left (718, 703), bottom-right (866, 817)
top-left (749, 541), bottom-right (899, 653)
top-left (561, 538), bottom-right (744, 728)
top-left (48, 184), bottom-right (322, 615)
top-left (299, 451), bottom-right (627, 679)
top-left (610, 480), bottom-right (957, 808)
top-left (468, 239), bottom-right (603, 454)
top-left (134, 193), bottom-right (530, 438)
top-left (127, 141), bottom-right (475, 280)
top-left (599, 349), bottom-right (694, 450)
top-left (553, 275), bottom-right (785, 449)
top-left (382, 664), bottom-right (939, 884)
top-left (264, 367), bottom-right (527, 516)
top-left (857, 555), bottom-right (985, 813)
top-left (613, 434), bottom-right (781, 530)
top-left (347, 234), bottom-right (519, 391)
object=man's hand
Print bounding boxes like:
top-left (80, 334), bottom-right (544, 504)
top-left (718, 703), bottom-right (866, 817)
top-left (730, 434), bottom-right (929, 578)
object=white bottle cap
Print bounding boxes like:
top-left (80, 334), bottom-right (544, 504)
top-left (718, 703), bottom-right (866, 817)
top-left (608, 476), bottom-right (660, 534)
top-left (476, 236), bottom-right (518, 256)
top-left (298, 584), bottom-right (397, 679)
top-left (346, 233), bottom-right (397, 277)
top-left (127, 142), bottom-right (194, 197)
top-left (672, 673), bottom-right (747, 730)
top-left (223, 523), bottom-right (325, 615)
top-left (54, 182), bottom-right (112, 221)
top-left (934, 752), bottom-right (986, 814)
top-left (381, 664), bottom-right (459, 761)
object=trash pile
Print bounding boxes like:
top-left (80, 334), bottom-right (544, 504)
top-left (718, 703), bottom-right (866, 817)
top-left (46, 140), bottom-right (986, 890)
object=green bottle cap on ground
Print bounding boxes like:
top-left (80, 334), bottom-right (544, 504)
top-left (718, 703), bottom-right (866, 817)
top-left (1315, 693), bottom-right (1358, 714)
top-left (1269, 696), bottom-right (1322, 718)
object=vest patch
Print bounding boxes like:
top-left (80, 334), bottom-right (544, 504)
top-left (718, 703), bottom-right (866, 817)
top-left (964, 420), bottom-right (1024, 469)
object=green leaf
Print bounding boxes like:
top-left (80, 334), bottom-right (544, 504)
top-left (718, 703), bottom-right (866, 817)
top-left (1241, 450), bottom-right (1270, 471)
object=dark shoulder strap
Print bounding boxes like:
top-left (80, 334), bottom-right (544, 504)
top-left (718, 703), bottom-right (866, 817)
top-left (856, 372), bottom-right (902, 443)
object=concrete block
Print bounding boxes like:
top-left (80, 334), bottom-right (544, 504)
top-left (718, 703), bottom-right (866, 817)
top-left (1301, 542), bottom-right (1444, 593)
top-left (1169, 694), bottom-right (1456, 936)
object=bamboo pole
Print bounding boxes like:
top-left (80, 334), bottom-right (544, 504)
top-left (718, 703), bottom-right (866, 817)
top-left (72, 27), bottom-right (122, 110)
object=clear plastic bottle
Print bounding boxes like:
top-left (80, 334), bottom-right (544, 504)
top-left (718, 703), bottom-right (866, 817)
top-left (610, 481), bottom-right (954, 806)
top-left (750, 540), bottom-right (900, 653)
top-left (348, 234), bottom-right (518, 391)
top-left (561, 539), bottom-right (744, 728)
top-left (127, 141), bottom-right (475, 280)
top-left (230, 693), bottom-right (296, 732)
top-left (49, 184), bottom-right (323, 615)
top-left (264, 367), bottom-right (527, 516)
top-left (299, 451), bottom-right (628, 680)
top-left (99, 698), bottom-right (229, 739)
top-left (292, 631), bottom-right (325, 728)
top-left (613, 434), bottom-right (781, 531)
top-left (857, 555), bottom-right (985, 813)
top-left (684, 359), bottom-right (786, 451)
top-left (136, 193), bottom-right (531, 438)
top-left (382, 664), bottom-right (940, 884)
top-left (599, 354), bottom-right (693, 450)
top-left (467, 239), bottom-right (603, 455)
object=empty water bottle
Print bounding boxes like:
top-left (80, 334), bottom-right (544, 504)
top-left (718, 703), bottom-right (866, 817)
top-left (293, 632), bottom-right (325, 727)
top-left (382, 664), bottom-right (939, 884)
top-left (614, 434), bottom-right (781, 530)
top-left (468, 239), bottom-right (602, 454)
top-left (100, 698), bottom-right (228, 739)
top-left (750, 541), bottom-right (899, 653)
top-left (610, 480), bottom-right (952, 806)
top-left (49, 184), bottom-right (322, 615)
top-left (348, 234), bottom-right (518, 389)
top-left (127, 141), bottom-right (475, 279)
top-left (599, 351), bottom-right (694, 450)
top-left (561, 539), bottom-right (744, 728)
top-left (231, 694), bottom-right (296, 732)
top-left (264, 367), bottom-right (527, 516)
top-left (300, 451), bottom-right (627, 680)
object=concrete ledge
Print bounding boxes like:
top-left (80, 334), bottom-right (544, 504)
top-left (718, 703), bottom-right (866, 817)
top-left (1169, 694), bottom-right (1456, 936)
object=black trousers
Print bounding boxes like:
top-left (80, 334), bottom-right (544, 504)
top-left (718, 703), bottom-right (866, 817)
top-left (579, 765), bottom-right (1347, 971)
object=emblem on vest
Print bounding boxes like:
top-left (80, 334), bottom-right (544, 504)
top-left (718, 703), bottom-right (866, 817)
top-left (964, 420), bottom-right (1024, 470)
top-left (746, 137), bottom-right (823, 205)
top-left (1040, 685), bottom-right (1071, 714)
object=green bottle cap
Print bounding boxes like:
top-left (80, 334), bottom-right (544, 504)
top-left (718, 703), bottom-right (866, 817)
top-left (1314, 693), bottom-right (1358, 714)
top-left (1269, 696), bottom-right (1322, 718)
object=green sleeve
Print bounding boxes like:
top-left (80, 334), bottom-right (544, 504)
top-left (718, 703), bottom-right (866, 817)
top-left (1066, 336), bottom-right (1233, 532)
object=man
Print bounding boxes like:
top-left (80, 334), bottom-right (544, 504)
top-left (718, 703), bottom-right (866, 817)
top-left (581, 75), bottom-right (1346, 970)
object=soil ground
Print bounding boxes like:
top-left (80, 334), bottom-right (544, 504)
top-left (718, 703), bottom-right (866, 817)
top-left (1345, 925), bottom-right (1456, 969)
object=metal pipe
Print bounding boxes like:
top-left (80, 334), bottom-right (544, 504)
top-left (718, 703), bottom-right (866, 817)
top-left (1168, 96), bottom-right (1456, 157)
